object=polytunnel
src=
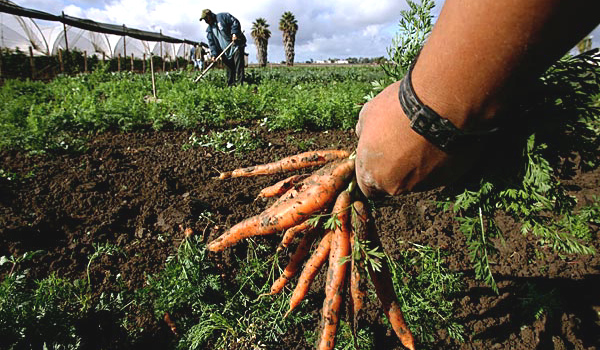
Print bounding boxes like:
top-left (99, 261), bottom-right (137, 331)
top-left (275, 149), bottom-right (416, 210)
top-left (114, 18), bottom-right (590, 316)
top-left (49, 25), bottom-right (112, 57)
top-left (113, 35), bottom-right (151, 58)
top-left (151, 41), bottom-right (177, 59)
top-left (0, 6), bottom-right (48, 55)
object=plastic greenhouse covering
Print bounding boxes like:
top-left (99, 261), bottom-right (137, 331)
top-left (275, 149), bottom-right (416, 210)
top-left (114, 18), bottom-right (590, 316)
top-left (0, 0), bottom-right (201, 58)
top-left (0, 8), bottom-right (49, 55)
top-left (113, 36), bottom-right (151, 59)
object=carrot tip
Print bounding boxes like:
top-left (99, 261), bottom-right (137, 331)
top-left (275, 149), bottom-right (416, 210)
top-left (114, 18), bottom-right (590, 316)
top-left (218, 171), bottom-right (232, 179)
top-left (257, 292), bottom-right (271, 300)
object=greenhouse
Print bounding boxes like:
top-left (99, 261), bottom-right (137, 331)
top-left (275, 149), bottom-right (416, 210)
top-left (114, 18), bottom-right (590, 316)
top-left (0, 0), bottom-right (200, 58)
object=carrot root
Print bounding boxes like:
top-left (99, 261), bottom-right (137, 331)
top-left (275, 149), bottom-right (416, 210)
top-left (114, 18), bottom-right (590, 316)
top-left (257, 174), bottom-right (309, 199)
top-left (284, 230), bottom-right (333, 318)
top-left (278, 219), bottom-right (318, 252)
top-left (207, 159), bottom-right (354, 252)
top-left (365, 223), bottom-right (415, 350)
top-left (268, 229), bottom-right (319, 295)
top-left (219, 149), bottom-right (350, 179)
top-left (317, 191), bottom-right (351, 350)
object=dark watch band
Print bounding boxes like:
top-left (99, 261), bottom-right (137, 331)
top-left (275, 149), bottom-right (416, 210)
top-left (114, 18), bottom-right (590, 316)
top-left (398, 64), bottom-right (496, 152)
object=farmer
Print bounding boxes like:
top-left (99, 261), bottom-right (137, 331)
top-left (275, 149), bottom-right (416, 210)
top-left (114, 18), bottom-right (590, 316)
top-left (355, 0), bottom-right (600, 198)
top-left (200, 9), bottom-right (247, 86)
top-left (189, 44), bottom-right (206, 71)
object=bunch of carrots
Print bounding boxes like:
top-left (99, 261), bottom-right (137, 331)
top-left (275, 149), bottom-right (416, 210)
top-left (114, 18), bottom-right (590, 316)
top-left (209, 150), bottom-right (415, 350)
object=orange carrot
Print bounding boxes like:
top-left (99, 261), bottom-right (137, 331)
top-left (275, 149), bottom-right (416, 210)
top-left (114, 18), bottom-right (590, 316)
top-left (163, 312), bottom-right (178, 337)
top-left (207, 159), bottom-right (355, 252)
top-left (178, 224), bottom-right (194, 238)
top-left (278, 219), bottom-right (317, 251)
top-left (349, 200), bottom-right (369, 331)
top-left (365, 219), bottom-right (415, 350)
top-left (257, 174), bottom-right (309, 199)
top-left (284, 230), bottom-right (332, 318)
top-left (218, 149), bottom-right (350, 179)
top-left (318, 191), bottom-right (351, 350)
top-left (370, 268), bottom-right (415, 350)
top-left (265, 228), bottom-right (319, 296)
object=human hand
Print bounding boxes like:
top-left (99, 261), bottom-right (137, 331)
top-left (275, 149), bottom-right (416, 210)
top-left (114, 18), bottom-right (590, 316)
top-left (355, 81), bottom-right (478, 197)
top-left (232, 34), bottom-right (237, 42)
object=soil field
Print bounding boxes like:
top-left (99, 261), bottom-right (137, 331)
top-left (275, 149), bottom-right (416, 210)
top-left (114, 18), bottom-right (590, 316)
top-left (1, 126), bottom-right (599, 349)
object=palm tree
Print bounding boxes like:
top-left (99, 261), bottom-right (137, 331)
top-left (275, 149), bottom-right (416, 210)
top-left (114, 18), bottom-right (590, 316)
top-left (577, 36), bottom-right (592, 54)
top-left (279, 11), bottom-right (298, 66)
top-left (251, 18), bottom-right (271, 67)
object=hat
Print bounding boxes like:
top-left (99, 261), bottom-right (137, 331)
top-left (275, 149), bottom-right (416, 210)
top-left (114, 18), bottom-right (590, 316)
top-left (200, 9), bottom-right (212, 21)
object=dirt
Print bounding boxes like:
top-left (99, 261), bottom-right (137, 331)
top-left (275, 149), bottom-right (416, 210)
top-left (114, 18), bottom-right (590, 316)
top-left (0, 127), bottom-right (599, 350)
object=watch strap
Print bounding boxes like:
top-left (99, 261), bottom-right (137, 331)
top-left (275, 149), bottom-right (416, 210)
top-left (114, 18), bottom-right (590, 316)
top-left (398, 64), bottom-right (496, 152)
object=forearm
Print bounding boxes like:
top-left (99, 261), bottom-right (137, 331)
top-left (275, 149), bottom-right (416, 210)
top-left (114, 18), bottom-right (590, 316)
top-left (355, 0), bottom-right (600, 197)
top-left (412, 0), bottom-right (600, 130)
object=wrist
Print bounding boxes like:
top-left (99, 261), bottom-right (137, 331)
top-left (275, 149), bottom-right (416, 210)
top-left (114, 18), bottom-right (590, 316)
top-left (410, 55), bottom-right (504, 133)
top-left (398, 61), bottom-right (499, 152)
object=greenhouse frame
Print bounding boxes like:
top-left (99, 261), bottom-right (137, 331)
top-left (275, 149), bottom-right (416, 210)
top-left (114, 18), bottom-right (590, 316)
top-left (0, 0), bottom-right (205, 59)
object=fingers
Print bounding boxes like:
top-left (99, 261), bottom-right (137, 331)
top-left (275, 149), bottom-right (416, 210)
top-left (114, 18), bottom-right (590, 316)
top-left (355, 101), bottom-right (371, 138)
top-left (355, 152), bottom-right (389, 198)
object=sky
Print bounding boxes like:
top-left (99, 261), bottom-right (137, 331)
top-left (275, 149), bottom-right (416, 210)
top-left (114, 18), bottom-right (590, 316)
top-left (12, 0), bottom-right (600, 64)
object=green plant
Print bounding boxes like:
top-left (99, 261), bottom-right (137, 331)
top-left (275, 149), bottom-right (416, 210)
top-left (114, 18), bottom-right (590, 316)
top-left (518, 282), bottom-right (561, 321)
top-left (86, 242), bottom-right (125, 288)
top-left (183, 127), bottom-right (264, 155)
top-left (432, 49), bottom-right (600, 293)
top-left (0, 254), bottom-right (93, 349)
top-left (388, 243), bottom-right (465, 344)
top-left (0, 250), bottom-right (44, 276)
top-left (381, 0), bottom-right (434, 81)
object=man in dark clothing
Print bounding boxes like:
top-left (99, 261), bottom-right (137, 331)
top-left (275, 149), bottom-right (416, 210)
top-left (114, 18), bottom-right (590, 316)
top-left (200, 9), bottom-right (246, 86)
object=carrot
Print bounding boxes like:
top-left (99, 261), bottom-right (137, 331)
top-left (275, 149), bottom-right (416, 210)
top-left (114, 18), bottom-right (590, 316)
top-left (163, 312), bottom-right (178, 336)
top-left (365, 219), bottom-right (415, 350)
top-left (284, 230), bottom-right (333, 318)
top-left (350, 201), bottom-right (369, 317)
top-left (317, 191), bottom-right (351, 350)
top-left (264, 228), bottom-right (319, 296)
top-left (278, 219), bottom-right (317, 251)
top-left (218, 149), bottom-right (350, 179)
top-left (207, 159), bottom-right (355, 252)
top-left (349, 200), bottom-right (369, 338)
top-left (178, 224), bottom-right (194, 238)
top-left (257, 174), bottom-right (309, 199)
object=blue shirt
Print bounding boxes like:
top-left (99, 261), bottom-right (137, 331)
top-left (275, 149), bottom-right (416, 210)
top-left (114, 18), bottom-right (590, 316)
top-left (205, 12), bottom-right (246, 60)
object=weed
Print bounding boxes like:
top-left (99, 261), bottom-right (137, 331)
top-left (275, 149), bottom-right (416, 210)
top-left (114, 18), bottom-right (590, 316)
top-left (86, 242), bottom-right (125, 288)
top-left (183, 127), bottom-right (264, 155)
top-left (284, 135), bottom-right (317, 152)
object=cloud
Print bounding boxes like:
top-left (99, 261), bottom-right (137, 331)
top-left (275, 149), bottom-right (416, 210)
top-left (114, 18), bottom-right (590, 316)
top-left (13, 0), bottom-right (600, 63)
top-left (15, 0), bottom-right (428, 63)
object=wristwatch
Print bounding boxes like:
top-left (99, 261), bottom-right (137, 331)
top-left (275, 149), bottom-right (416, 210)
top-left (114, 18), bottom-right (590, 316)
top-left (398, 64), bottom-right (497, 152)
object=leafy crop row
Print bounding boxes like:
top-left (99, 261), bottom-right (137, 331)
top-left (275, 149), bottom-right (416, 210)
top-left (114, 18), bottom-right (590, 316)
top-left (0, 65), bottom-right (382, 153)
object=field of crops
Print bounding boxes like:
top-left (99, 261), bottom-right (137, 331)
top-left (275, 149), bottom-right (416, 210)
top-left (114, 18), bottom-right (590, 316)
top-left (1, 58), bottom-right (599, 350)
